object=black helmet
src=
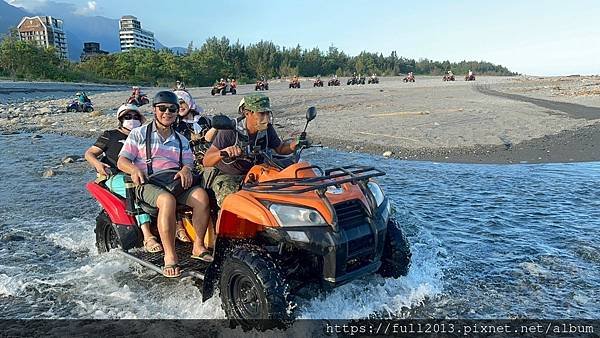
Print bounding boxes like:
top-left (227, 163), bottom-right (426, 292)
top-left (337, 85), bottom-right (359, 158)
top-left (152, 91), bottom-right (179, 107)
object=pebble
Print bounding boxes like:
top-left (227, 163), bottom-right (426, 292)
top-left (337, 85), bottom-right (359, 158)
top-left (383, 151), bottom-right (393, 157)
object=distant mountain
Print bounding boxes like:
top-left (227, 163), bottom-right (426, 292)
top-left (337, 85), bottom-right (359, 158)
top-left (0, 1), bottom-right (182, 60)
top-left (0, 0), bottom-right (29, 35)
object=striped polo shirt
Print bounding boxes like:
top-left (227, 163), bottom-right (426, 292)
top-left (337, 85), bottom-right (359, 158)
top-left (119, 121), bottom-right (194, 173)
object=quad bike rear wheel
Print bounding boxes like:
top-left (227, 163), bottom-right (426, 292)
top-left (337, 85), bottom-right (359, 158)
top-left (95, 211), bottom-right (120, 253)
top-left (378, 218), bottom-right (411, 278)
top-left (219, 245), bottom-right (291, 323)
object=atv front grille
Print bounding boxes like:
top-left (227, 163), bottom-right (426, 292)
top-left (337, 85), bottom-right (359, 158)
top-left (334, 199), bottom-right (368, 229)
top-left (334, 200), bottom-right (374, 263)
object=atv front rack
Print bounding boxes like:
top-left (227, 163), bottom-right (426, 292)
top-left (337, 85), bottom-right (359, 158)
top-left (242, 165), bottom-right (385, 194)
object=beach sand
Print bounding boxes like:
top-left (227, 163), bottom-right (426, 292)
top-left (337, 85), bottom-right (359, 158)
top-left (1, 75), bottom-right (599, 164)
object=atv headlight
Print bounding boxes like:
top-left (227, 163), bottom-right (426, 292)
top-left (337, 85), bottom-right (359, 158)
top-left (367, 181), bottom-right (385, 207)
top-left (269, 204), bottom-right (327, 227)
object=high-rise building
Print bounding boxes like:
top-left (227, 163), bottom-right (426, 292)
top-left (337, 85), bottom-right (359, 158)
top-left (80, 42), bottom-right (109, 61)
top-left (119, 15), bottom-right (155, 51)
top-left (17, 16), bottom-right (68, 59)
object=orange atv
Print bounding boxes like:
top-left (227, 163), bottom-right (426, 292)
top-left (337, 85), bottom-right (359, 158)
top-left (86, 107), bottom-right (411, 325)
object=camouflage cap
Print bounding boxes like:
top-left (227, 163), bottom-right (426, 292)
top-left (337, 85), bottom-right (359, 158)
top-left (242, 93), bottom-right (272, 113)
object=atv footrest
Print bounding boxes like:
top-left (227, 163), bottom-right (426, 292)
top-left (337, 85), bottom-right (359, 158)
top-left (125, 242), bottom-right (211, 277)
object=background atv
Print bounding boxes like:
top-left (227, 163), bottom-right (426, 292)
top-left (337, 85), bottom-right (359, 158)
top-left (347, 75), bottom-right (366, 85)
top-left (403, 75), bottom-right (415, 82)
top-left (313, 78), bottom-right (324, 87)
top-left (443, 74), bottom-right (455, 81)
top-left (368, 76), bottom-right (379, 84)
top-left (255, 79), bottom-right (269, 91)
top-left (465, 74), bottom-right (476, 81)
top-left (289, 78), bottom-right (301, 88)
top-left (127, 94), bottom-right (149, 106)
top-left (328, 78), bottom-right (340, 86)
top-left (86, 107), bottom-right (411, 327)
top-left (66, 100), bottom-right (94, 112)
top-left (211, 83), bottom-right (237, 95)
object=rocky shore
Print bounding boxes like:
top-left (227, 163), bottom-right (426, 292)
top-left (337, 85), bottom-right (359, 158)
top-left (1, 75), bottom-right (599, 164)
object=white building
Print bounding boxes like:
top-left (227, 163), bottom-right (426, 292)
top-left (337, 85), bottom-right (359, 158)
top-left (17, 16), bottom-right (69, 59)
top-left (119, 15), bottom-right (155, 51)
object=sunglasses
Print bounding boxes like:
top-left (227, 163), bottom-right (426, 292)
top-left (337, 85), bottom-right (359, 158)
top-left (156, 105), bottom-right (178, 113)
top-left (121, 113), bottom-right (141, 120)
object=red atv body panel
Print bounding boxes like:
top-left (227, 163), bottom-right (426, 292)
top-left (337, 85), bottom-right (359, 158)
top-left (86, 182), bottom-right (135, 226)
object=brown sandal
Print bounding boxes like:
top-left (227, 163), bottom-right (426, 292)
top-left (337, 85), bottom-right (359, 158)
top-left (143, 236), bottom-right (163, 253)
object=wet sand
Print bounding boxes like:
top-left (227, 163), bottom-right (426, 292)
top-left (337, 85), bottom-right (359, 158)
top-left (1, 75), bottom-right (599, 164)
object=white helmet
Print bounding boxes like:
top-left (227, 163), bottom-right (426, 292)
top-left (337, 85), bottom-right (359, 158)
top-left (117, 103), bottom-right (145, 123)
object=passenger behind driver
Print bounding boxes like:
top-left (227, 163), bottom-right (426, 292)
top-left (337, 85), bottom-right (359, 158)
top-left (84, 104), bottom-right (163, 254)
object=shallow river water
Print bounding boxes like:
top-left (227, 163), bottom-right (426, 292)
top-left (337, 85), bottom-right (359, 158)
top-left (0, 133), bottom-right (598, 319)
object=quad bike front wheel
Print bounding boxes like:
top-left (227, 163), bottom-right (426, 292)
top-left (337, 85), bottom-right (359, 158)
top-left (219, 245), bottom-right (291, 323)
top-left (95, 211), bottom-right (120, 253)
top-left (378, 218), bottom-right (411, 278)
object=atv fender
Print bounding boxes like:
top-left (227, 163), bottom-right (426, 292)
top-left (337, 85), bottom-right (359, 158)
top-left (202, 237), bottom-right (230, 301)
top-left (86, 182), bottom-right (135, 226)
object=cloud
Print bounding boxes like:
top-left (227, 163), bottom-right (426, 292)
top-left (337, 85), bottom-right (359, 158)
top-left (6, 0), bottom-right (50, 11)
top-left (74, 1), bottom-right (97, 15)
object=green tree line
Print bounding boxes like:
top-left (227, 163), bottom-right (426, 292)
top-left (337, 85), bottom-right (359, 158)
top-left (0, 35), bottom-right (516, 85)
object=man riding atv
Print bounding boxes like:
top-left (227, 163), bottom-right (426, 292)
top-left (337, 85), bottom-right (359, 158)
top-left (368, 73), bottom-right (379, 84)
top-left (202, 93), bottom-right (304, 207)
top-left (289, 75), bottom-right (301, 89)
top-left (67, 92), bottom-right (94, 112)
top-left (255, 76), bottom-right (269, 91)
top-left (211, 78), bottom-right (237, 95)
top-left (127, 86), bottom-right (149, 107)
top-left (403, 72), bottom-right (416, 82)
top-left (328, 75), bottom-right (340, 86)
top-left (465, 70), bottom-right (476, 81)
top-left (443, 70), bottom-right (455, 81)
top-left (313, 76), bottom-right (324, 87)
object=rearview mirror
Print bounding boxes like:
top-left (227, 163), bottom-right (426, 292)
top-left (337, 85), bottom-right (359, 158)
top-left (306, 106), bottom-right (317, 122)
top-left (211, 115), bottom-right (235, 130)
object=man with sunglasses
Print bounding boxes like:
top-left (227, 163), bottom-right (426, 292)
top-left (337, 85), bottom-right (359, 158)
top-left (118, 91), bottom-right (213, 278)
top-left (84, 104), bottom-right (163, 254)
top-left (203, 93), bottom-right (303, 207)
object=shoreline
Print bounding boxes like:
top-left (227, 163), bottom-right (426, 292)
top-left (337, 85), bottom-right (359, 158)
top-left (1, 76), bottom-right (599, 164)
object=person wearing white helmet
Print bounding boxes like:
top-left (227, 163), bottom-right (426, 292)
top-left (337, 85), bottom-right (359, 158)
top-left (173, 90), bottom-right (216, 155)
top-left (84, 105), bottom-right (162, 254)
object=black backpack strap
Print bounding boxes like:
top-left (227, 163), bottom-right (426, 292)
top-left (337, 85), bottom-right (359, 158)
top-left (146, 121), bottom-right (184, 172)
top-left (174, 130), bottom-right (183, 169)
top-left (145, 121), bottom-right (153, 175)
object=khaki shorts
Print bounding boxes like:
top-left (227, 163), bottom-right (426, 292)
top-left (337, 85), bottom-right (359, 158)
top-left (136, 183), bottom-right (202, 207)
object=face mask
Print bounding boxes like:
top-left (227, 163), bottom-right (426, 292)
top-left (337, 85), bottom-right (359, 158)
top-left (122, 119), bottom-right (141, 130)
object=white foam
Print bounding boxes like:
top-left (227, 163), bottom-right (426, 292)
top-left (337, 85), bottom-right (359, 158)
top-left (43, 217), bottom-right (97, 254)
top-left (0, 273), bottom-right (19, 297)
top-left (298, 229), bottom-right (443, 319)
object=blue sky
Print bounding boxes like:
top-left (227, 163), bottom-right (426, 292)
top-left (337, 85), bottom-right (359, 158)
top-left (7, 0), bottom-right (600, 75)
